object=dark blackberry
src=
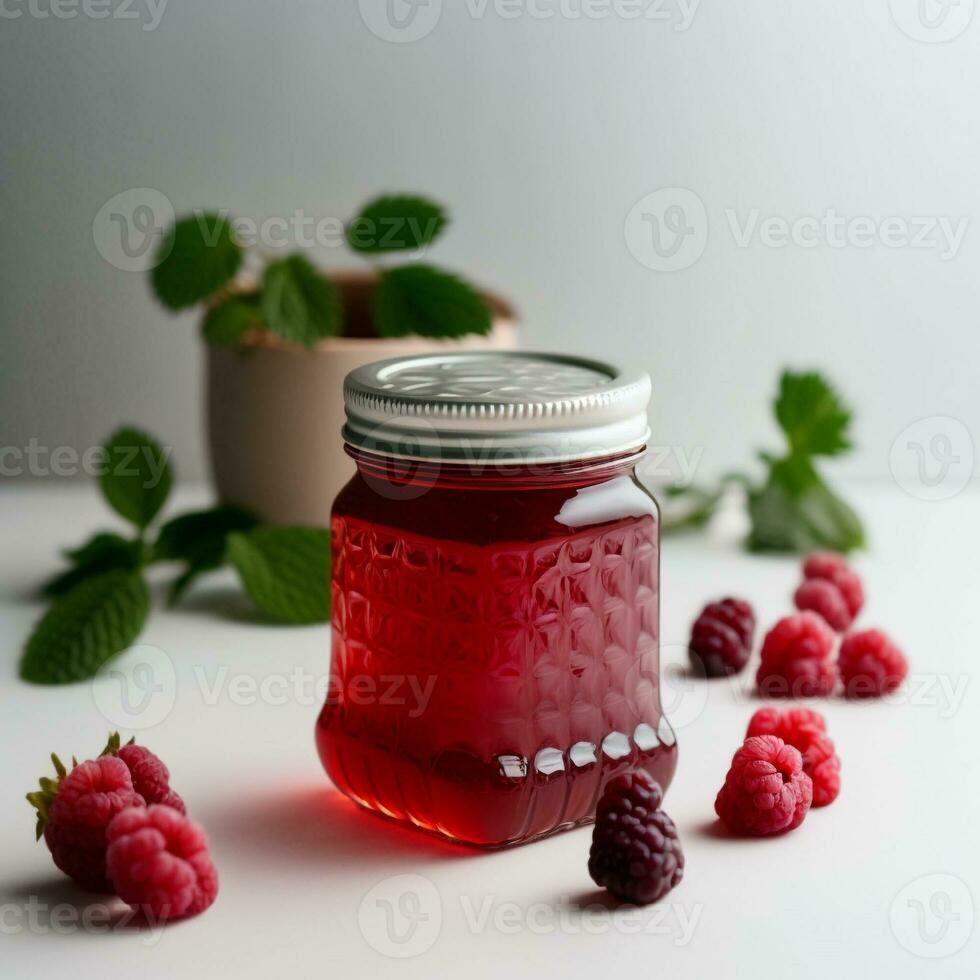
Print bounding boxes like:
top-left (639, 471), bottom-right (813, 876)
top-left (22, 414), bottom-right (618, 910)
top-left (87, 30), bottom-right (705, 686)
top-left (588, 771), bottom-right (684, 905)
top-left (689, 597), bottom-right (755, 677)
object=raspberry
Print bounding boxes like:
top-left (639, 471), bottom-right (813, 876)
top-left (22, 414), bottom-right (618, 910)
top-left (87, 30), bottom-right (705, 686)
top-left (714, 735), bottom-right (813, 835)
top-left (689, 597), bottom-right (756, 677)
top-left (588, 771), bottom-right (684, 905)
top-left (29, 756), bottom-right (145, 891)
top-left (794, 579), bottom-right (853, 632)
top-left (756, 612), bottom-right (836, 697)
top-left (802, 552), bottom-right (864, 619)
top-left (747, 708), bottom-right (840, 806)
top-left (798, 733), bottom-right (841, 807)
top-left (106, 805), bottom-right (218, 919)
top-left (802, 551), bottom-right (849, 580)
top-left (116, 744), bottom-right (186, 815)
top-left (838, 628), bottom-right (908, 698)
top-left (747, 706), bottom-right (826, 741)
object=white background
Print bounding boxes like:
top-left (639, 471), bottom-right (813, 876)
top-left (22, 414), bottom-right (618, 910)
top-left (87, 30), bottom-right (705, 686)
top-left (1, 484), bottom-right (977, 977)
top-left (2, 4), bottom-right (979, 976)
top-left (2, 1), bottom-right (980, 486)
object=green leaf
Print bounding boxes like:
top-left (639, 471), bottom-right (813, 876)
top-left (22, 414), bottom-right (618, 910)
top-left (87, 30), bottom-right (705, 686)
top-left (660, 484), bottom-right (724, 534)
top-left (373, 264), bottom-right (491, 339)
top-left (26, 754), bottom-right (69, 839)
top-left (99, 428), bottom-right (173, 529)
top-left (151, 212), bottom-right (243, 310)
top-left (775, 371), bottom-right (852, 458)
top-left (42, 532), bottom-right (143, 597)
top-left (346, 195), bottom-right (447, 253)
top-left (154, 504), bottom-right (260, 603)
top-left (202, 297), bottom-right (260, 346)
top-left (20, 570), bottom-right (150, 685)
top-left (747, 459), bottom-right (865, 554)
top-left (227, 526), bottom-right (330, 624)
top-left (260, 255), bottom-right (340, 347)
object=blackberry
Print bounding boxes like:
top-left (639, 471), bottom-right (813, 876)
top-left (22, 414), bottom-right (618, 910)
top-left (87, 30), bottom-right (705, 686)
top-left (588, 771), bottom-right (684, 905)
top-left (689, 597), bottom-right (756, 677)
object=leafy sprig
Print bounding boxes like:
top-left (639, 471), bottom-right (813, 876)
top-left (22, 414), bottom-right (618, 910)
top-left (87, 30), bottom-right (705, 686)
top-left (22, 428), bottom-right (331, 685)
top-left (663, 370), bottom-right (865, 554)
top-left (150, 194), bottom-right (490, 348)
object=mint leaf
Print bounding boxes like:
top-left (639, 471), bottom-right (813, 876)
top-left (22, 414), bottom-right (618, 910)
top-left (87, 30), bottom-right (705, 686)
top-left (347, 195), bottom-right (447, 253)
top-left (43, 532), bottom-right (143, 597)
top-left (154, 504), bottom-right (260, 603)
top-left (227, 526), bottom-right (330, 624)
top-left (660, 484), bottom-right (724, 533)
top-left (775, 371), bottom-right (852, 457)
top-left (373, 264), bottom-right (491, 339)
top-left (747, 460), bottom-right (864, 554)
top-left (151, 213), bottom-right (243, 310)
top-left (100, 428), bottom-right (173, 529)
top-left (20, 570), bottom-right (150, 684)
top-left (203, 297), bottom-right (260, 346)
top-left (261, 255), bottom-right (340, 347)
top-left (155, 504), bottom-right (259, 565)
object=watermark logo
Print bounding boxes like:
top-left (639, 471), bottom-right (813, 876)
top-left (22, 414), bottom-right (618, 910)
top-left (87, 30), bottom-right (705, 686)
top-left (624, 188), bottom-right (708, 272)
top-left (890, 873), bottom-right (974, 958)
top-left (889, 416), bottom-right (974, 501)
top-left (358, 874), bottom-right (443, 958)
top-left (359, 0), bottom-right (443, 43)
top-left (889, 0), bottom-right (974, 43)
top-left (92, 188), bottom-right (174, 273)
top-left (92, 643), bottom-right (177, 730)
top-left (658, 646), bottom-right (709, 730)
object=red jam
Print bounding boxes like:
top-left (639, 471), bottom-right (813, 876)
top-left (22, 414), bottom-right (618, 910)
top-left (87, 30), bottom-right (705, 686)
top-left (316, 449), bottom-right (676, 846)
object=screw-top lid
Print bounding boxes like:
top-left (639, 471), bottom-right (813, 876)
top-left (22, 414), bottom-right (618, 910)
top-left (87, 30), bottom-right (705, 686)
top-left (342, 351), bottom-right (651, 465)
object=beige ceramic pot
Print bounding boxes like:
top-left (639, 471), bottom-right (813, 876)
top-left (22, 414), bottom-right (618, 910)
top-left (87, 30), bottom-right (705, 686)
top-left (207, 270), bottom-right (518, 525)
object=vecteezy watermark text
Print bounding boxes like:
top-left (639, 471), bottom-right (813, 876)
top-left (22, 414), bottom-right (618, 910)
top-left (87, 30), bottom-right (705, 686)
top-left (92, 645), bottom-right (440, 730)
top-left (0, 0), bottom-right (168, 31)
top-left (357, 873), bottom-right (702, 958)
top-left (1, 438), bottom-right (172, 484)
top-left (725, 209), bottom-right (968, 261)
top-left (358, 0), bottom-right (700, 43)
top-left (0, 896), bottom-right (166, 946)
top-left (625, 187), bottom-right (971, 271)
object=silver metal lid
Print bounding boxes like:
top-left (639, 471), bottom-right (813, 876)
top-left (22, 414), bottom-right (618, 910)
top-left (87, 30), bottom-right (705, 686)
top-left (342, 352), bottom-right (652, 465)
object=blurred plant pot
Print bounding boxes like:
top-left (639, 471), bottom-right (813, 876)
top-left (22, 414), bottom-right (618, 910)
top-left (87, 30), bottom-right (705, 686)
top-left (206, 270), bottom-right (518, 525)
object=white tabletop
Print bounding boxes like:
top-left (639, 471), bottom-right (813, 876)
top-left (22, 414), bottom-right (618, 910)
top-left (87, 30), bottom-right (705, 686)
top-left (1, 482), bottom-right (976, 978)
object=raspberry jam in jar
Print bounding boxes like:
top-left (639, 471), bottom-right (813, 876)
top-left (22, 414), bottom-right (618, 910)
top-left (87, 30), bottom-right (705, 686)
top-left (315, 352), bottom-right (676, 846)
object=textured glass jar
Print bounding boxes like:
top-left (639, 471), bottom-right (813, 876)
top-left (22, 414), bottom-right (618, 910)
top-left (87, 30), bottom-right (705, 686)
top-left (315, 353), bottom-right (676, 846)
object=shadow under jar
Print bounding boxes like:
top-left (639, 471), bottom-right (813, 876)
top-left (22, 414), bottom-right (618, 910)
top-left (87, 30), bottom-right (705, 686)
top-left (315, 352), bottom-right (677, 847)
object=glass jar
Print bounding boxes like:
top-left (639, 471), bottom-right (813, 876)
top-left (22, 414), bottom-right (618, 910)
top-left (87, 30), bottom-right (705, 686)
top-left (315, 352), bottom-right (676, 847)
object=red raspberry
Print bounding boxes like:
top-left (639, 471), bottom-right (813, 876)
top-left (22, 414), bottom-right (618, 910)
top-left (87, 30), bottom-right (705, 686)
top-left (116, 744), bottom-right (186, 815)
top-left (714, 735), bottom-right (813, 835)
top-left (106, 805), bottom-right (218, 919)
top-left (689, 597), bottom-right (756, 677)
top-left (838, 628), bottom-right (908, 698)
top-left (756, 612), bottom-right (836, 697)
top-left (802, 552), bottom-right (864, 619)
top-left (798, 733), bottom-right (841, 807)
top-left (794, 579), bottom-right (852, 632)
top-left (802, 551), bottom-right (849, 580)
top-left (30, 756), bottom-right (145, 891)
top-left (588, 771), bottom-right (684, 905)
top-left (747, 708), bottom-right (841, 806)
